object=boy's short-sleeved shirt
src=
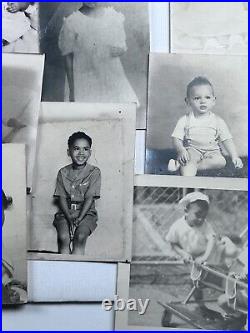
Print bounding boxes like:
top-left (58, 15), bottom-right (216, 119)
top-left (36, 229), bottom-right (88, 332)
top-left (165, 216), bottom-right (216, 257)
top-left (172, 112), bottom-right (233, 151)
top-left (54, 163), bottom-right (101, 214)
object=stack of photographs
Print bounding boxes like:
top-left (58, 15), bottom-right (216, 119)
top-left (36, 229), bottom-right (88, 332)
top-left (2, 2), bottom-right (248, 332)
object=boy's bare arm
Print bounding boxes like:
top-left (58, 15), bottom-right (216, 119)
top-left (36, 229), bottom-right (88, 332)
top-left (221, 139), bottom-right (243, 168)
top-left (75, 194), bottom-right (94, 226)
top-left (58, 196), bottom-right (72, 223)
top-left (172, 138), bottom-right (189, 165)
top-left (171, 243), bottom-right (192, 262)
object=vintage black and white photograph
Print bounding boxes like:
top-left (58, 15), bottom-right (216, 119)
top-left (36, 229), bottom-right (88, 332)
top-left (2, 53), bottom-right (44, 188)
top-left (29, 102), bottom-right (136, 262)
top-left (2, 2), bottom-right (40, 53)
top-left (39, 2), bottom-right (149, 129)
top-left (146, 53), bottom-right (248, 178)
top-left (170, 2), bottom-right (248, 55)
top-left (2, 144), bottom-right (28, 305)
top-left (128, 180), bottom-right (248, 330)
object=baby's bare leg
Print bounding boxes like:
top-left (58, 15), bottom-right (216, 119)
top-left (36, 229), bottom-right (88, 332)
top-left (197, 151), bottom-right (226, 171)
top-left (180, 148), bottom-right (201, 176)
top-left (54, 218), bottom-right (70, 254)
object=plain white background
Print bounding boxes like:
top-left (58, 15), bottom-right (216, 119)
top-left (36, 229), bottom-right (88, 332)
top-left (2, 3), bottom-right (169, 330)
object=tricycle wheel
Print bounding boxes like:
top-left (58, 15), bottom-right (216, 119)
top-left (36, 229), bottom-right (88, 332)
top-left (161, 308), bottom-right (172, 327)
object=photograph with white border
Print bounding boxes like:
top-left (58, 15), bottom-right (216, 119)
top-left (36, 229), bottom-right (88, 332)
top-left (146, 53), bottom-right (248, 178)
top-left (39, 2), bottom-right (149, 129)
top-left (114, 176), bottom-right (248, 330)
top-left (29, 102), bottom-right (136, 262)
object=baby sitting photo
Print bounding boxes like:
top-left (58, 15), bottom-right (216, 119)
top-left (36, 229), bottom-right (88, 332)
top-left (168, 76), bottom-right (243, 176)
top-left (146, 53), bottom-right (247, 178)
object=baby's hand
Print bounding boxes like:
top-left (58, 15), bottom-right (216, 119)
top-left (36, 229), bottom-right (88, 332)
top-left (182, 253), bottom-right (193, 264)
top-left (195, 256), bottom-right (206, 266)
top-left (177, 148), bottom-right (189, 166)
top-left (233, 157), bottom-right (243, 169)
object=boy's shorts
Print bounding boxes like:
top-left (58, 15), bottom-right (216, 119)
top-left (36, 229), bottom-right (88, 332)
top-left (53, 208), bottom-right (98, 235)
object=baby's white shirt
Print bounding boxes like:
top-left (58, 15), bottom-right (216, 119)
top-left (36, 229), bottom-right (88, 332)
top-left (172, 112), bottom-right (233, 151)
top-left (166, 216), bottom-right (216, 257)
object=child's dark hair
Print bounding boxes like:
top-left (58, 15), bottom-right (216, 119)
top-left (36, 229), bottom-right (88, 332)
top-left (187, 76), bottom-right (214, 98)
top-left (186, 199), bottom-right (209, 212)
top-left (68, 131), bottom-right (92, 148)
top-left (2, 190), bottom-right (13, 210)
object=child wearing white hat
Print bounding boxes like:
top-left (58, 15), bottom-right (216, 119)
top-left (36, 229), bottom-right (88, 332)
top-left (166, 192), bottom-right (238, 266)
top-left (166, 192), bottom-right (217, 265)
top-left (166, 191), bottom-right (240, 319)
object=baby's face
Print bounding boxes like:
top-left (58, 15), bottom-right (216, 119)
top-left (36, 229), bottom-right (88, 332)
top-left (187, 84), bottom-right (216, 115)
top-left (185, 202), bottom-right (208, 228)
top-left (68, 138), bottom-right (91, 167)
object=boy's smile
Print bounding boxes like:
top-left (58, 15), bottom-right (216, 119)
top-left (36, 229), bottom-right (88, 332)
top-left (68, 138), bottom-right (91, 168)
top-left (187, 84), bottom-right (216, 116)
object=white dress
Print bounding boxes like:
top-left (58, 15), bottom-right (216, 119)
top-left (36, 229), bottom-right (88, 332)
top-left (58, 7), bottom-right (139, 105)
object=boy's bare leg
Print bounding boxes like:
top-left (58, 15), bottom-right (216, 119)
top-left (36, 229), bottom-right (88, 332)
top-left (54, 220), bottom-right (71, 254)
top-left (197, 151), bottom-right (226, 171)
top-left (72, 224), bottom-right (91, 255)
top-left (180, 148), bottom-right (201, 176)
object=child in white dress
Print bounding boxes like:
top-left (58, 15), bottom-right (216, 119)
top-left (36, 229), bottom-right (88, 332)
top-left (58, 2), bottom-right (139, 105)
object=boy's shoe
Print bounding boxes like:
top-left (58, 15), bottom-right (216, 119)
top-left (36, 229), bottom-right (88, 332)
top-left (168, 159), bottom-right (180, 172)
